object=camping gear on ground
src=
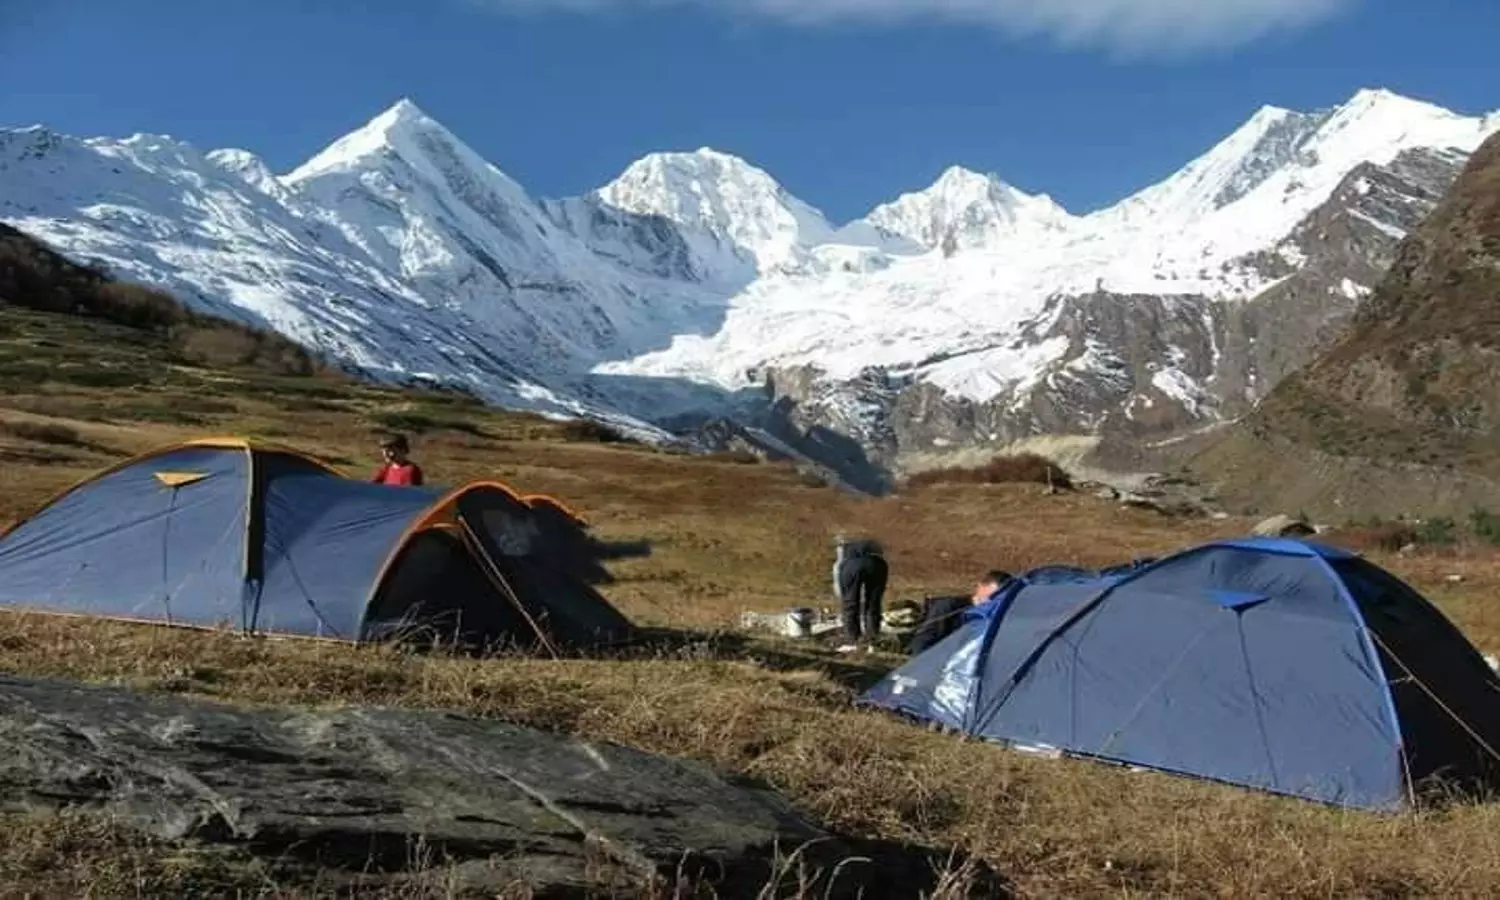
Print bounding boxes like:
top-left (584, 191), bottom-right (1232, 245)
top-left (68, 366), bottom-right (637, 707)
top-left (882, 601), bottom-right (920, 630)
top-left (739, 607), bottom-right (840, 638)
top-left (859, 537), bottom-right (1500, 811)
top-left (906, 594), bottom-right (972, 655)
top-left (0, 438), bottom-right (635, 655)
top-left (834, 537), bottom-right (888, 644)
top-left (785, 606), bottom-right (814, 638)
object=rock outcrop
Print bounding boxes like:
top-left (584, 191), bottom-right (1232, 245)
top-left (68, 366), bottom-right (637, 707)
top-left (0, 674), bottom-right (990, 897)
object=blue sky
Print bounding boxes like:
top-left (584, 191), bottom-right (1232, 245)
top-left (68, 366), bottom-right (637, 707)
top-left (2, 0), bottom-right (1497, 223)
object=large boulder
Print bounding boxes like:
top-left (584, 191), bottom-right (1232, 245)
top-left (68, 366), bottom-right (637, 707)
top-left (0, 674), bottom-right (993, 896)
top-left (1251, 514), bottom-right (1315, 537)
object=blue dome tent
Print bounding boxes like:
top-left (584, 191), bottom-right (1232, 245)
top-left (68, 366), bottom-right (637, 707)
top-left (861, 538), bottom-right (1500, 810)
top-left (0, 437), bottom-right (635, 654)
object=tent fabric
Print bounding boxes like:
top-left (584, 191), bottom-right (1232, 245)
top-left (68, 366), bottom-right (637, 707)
top-left (0, 445), bottom-right (256, 630)
top-left (0, 439), bottom-right (635, 652)
top-left (859, 537), bottom-right (1500, 811)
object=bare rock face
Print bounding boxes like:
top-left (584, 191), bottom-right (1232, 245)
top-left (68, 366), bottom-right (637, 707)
top-left (1193, 133), bottom-right (1500, 520)
top-left (0, 674), bottom-right (992, 897)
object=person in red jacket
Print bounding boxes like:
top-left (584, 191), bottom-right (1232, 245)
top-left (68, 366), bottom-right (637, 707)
top-left (372, 434), bottom-right (424, 486)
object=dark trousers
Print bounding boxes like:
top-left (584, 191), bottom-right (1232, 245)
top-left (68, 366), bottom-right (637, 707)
top-left (837, 556), bottom-right (888, 641)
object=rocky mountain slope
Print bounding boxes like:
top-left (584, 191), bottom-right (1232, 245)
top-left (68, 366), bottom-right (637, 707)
top-left (1190, 131), bottom-right (1500, 520)
top-left (2, 89), bottom-right (1497, 488)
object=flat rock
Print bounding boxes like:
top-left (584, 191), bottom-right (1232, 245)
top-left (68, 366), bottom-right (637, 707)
top-left (1251, 513), bottom-right (1315, 537)
top-left (0, 674), bottom-right (994, 897)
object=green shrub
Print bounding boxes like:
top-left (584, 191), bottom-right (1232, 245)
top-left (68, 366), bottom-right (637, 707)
top-left (56, 368), bottom-right (150, 389)
top-left (369, 410), bottom-right (484, 437)
top-left (1417, 517), bottom-right (1457, 546)
top-left (907, 453), bottom-right (1074, 491)
top-left (0, 421), bottom-right (84, 446)
top-left (705, 449), bottom-right (762, 465)
top-left (557, 418), bottom-right (634, 444)
top-left (1469, 507), bottom-right (1500, 545)
top-left (105, 402), bottom-right (208, 426)
top-left (1325, 522), bottom-right (1418, 553)
top-left (277, 397), bottom-right (345, 413)
top-left (0, 361), bottom-right (53, 387)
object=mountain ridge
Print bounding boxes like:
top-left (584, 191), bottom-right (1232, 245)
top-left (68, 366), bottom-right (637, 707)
top-left (3, 86), bottom-right (1497, 491)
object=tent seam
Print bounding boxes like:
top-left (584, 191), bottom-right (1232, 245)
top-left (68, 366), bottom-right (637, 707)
top-left (1311, 553), bottom-right (1409, 802)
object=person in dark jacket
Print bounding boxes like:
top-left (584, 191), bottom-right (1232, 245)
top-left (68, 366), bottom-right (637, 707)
top-left (833, 535), bottom-right (888, 653)
top-left (906, 569), bottom-right (1013, 655)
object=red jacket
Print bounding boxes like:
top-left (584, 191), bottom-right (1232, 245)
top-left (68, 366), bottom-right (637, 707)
top-left (372, 461), bottom-right (424, 486)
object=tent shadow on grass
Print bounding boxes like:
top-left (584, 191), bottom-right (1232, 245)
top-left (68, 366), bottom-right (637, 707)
top-left (599, 626), bottom-right (899, 693)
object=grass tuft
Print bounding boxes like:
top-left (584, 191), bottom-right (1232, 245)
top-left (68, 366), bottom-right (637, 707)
top-left (557, 418), bottom-right (635, 444)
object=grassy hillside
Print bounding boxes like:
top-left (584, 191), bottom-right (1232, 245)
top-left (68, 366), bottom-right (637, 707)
top-left (7, 232), bottom-right (1500, 896)
top-left (1193, 132), bottom-right (1500, 520)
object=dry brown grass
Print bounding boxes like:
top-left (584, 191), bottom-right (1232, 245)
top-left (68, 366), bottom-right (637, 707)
top-left (904, 453), bottom-right (1074, 492)
top-left (1320, 521), bottom-right (1424, 554)
top-left (6, 303), bottom-right (1500, 896)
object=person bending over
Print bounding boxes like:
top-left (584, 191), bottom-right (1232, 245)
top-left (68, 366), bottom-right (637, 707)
top-left (833, 535), bottom-right (889, 653)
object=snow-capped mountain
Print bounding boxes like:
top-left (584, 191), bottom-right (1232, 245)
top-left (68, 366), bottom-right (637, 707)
top-left (595, 148), bottom-right (837, 283)
top-left (860, 166), bottom-right (1072, 254)
top-left (2, 87), bottom-right (1497, 485)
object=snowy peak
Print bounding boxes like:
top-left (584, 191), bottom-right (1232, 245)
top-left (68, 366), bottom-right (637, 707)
top-left (285, 97), bottom-right (449, 182)
top-left (862, 165), bottom-right (1073, 253)
top-left (279, 96), bottom-right (572, 290)
top-left (284, 96), bottom-right (535, 215)
top-left (596, 147), bottom-right (834, 279)
top-left (1098, 87), bottom-right (1496, 228)
top-left (1341, 87), bottom-right (1459, 121)
top-left (1305, 87), bottom-right (1485, 170)
top-left (4, 85), bottom-right (1500, 472)
top-left (1092, 104), bottom-right (1330, 229)
top-left (0, 125), bottom-right (64, 162)
top-left (1072, 86), bottom-right (1500, 284)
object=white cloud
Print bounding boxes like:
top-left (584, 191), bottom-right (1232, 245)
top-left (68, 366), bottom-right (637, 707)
top-left (470, 0), bottom-right (1354, 57)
